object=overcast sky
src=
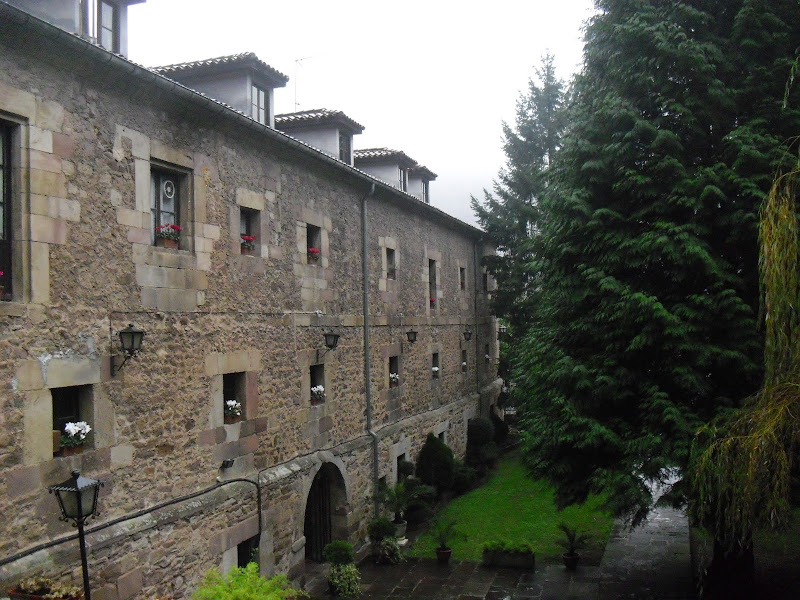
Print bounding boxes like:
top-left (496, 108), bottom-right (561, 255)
top-left (128, 0), bottom-right (596, 227)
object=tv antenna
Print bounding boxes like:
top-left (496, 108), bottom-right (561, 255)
top-left (294, 56), bottom-right (313, 110)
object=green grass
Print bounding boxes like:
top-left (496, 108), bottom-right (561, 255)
top-left (407, 454), bottom-right (613, 564)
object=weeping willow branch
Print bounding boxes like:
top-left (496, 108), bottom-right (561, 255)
top-left (690, 162), bottom-right (800, 550)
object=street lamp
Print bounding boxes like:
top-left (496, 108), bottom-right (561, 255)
top-left (47, 470), bottom-right (103, 600)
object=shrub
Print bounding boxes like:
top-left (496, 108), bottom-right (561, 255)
top-left (467, 417), bottom-right (498, 475)
top-left (192, 562), bottom-right (306, 600)
top-left (416, 433), bottom-right (455, 494)
top-left (452, 460), bottom-right (477, 495)
top-left (374, 537), bottom-right (402, 565)
top-left (368, 517), bottom-right (396, 543)
top-left (328, 564), bottom-right (360, 597)
top-left (322, 540), bottom-right (354, 565)
top-left (482, 540), bottom-right (533, 554)
top-left (397, 459), bottom-right (415, 480)
top-left (491, 411), bottom-right (509, 445)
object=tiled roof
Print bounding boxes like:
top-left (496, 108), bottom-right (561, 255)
top-left (152, 52), bottom-right (289, 86)
top-left (275, 109), bottom-right (365, 134)
top-left (354, 148), bottom-right (417, 167)
top-left (409, 165), bottom-right (437, 180)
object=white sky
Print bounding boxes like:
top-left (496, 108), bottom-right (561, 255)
top-left (128, 0), bottom-right (596, 227)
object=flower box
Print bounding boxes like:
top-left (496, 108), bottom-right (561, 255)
top-left (481, 546), bottom-right (535, 570)
top-left (240, 235), bottom-right (256, 255)
top-left (156, 237), bottom-right (179, 250)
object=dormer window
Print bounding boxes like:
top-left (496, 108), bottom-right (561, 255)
top-left (98, 1), bottom-right (117, 52)
top-left (399, 168), bottom-right (408, 192)
top-left (251, 84), bottom-right (268, 125)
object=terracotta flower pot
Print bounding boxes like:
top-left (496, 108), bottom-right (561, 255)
top-left (224, 414), bottom-right (241, 424)
top-left (156, 237), bottom-right (179, 250)
top-left (240, 246), bottom-right (254, 256)
top-left (59, 445), bottom-right (83, 457)
top-left (436, 547), bottom-right (452, 565)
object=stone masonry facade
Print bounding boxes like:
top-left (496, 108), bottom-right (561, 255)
top-left (0, 6), bottom-right (501, 599)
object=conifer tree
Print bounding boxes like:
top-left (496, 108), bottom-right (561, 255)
top-left (472, 54), bottom-right (568, 334)
top-left (510, 0), bottom-right (800, 525)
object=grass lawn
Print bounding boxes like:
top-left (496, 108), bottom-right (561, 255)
top-left (407, 453), bottom-right (614, 564)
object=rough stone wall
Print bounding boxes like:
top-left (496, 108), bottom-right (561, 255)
top-left (0, 13), bottom-right (500, 597)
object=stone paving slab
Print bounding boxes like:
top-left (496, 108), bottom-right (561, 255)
top-left (598, 505), bottom-right (695, 600)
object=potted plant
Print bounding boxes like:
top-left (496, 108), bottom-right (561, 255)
top-left (461, 361), bottom-right (467, 373)
top-left (155, 224), bottom-right (182, 249)
top-left (311, 385), bottom-right (325, 403)
top-left (240, 235), bottom-right (256, 255)
top-left (59, 421), bottom-right (91, 456)
top-left (224, 399), bottom-right (242, 424)
top-left (389, 372), bottom-right (399, 388)
top-left (558, 523), bottom-right (589, 570)
top-left (431, 366), bottom-right (440, 379)
top-left (323, 541), bottom-right (360, 597)
top-left (429, 297), bottom-right (436, 308)
top-left (9, 576), bottom-right (82, 600)
top-left (307, 246), bottom-right (320, 262)
top-left (433, 518), bottom-right (460, 565)
top-left (367, 517), bottom-right (401, 564)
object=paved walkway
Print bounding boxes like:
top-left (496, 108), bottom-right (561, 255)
top-left (305, 503), bottom-right (696, 599)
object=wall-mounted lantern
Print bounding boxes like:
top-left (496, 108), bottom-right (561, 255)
top-left (406, 329), bottom-right (418, 344)
top-left (110, 323), bottom-right (145, 376)
top-left (323, 331), bottom-right (340, 350)
top-left (498, 324), bottom-right (507, 340)
top-left (463, 328), bottom-right (472, 341)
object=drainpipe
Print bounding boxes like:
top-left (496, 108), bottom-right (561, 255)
top-left (361, 183), bottom-right (379, 514)
top-left (473, 241), bottom-right (482, 417)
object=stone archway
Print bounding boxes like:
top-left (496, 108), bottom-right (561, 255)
top-left (303, 462), bottom-right (349, 562)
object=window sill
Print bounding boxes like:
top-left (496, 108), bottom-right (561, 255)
top-left (0, 300), bottom-right (26, 316)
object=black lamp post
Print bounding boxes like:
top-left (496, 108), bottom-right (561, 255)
top-left (111, 323), bottom-right (145, 376)
top-left (47, 470), bottom-right (103, 600)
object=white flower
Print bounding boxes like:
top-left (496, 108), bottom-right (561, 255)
top-left (63, 421), bottom-right (91, 441)
top-left (311, 385), bottom-right (325, 399)
top-left (224, 399), bottom-right (242, 416)
top-left (485, 354), bottom-right (491, 361)
top-left (389, 372), bottom-right (399, 383)
top-left (432, 367), bottom-right (439, 373)
top-left (461, 362), bottom-right (467, 367)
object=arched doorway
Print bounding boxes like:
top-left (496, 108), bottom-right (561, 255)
top-left (304, 462), bottom-right (348, 562)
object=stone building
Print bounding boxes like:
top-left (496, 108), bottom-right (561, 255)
top-left (0, 1), bottom-right (500, 597)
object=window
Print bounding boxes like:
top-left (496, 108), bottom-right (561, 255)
top-left (307, 224), bottom-right (321, 264)
top-left (310, 364), bottom-right (325, 404)
top-left (389, 355), bottom-right (399, 388)
top-left (386, 248), bottom-right (396, 280)
top-left (251, 84), bottom-right (267, 125)
top-left (0, 123), bottom-right (11, 300)
top-left (438, 431), bottom-right (446, 443)
top-left (428, 259), bottom-right (437, 308)
top-left (240, 207), bottom-right (257, 255)
top-left (482, 272), bottom-right (489, 292)
top-left (422, 181), bottom-right (430, 204)
top-left (396, 454), bottom-right (406, 483)
top-left (83, 0), bottom-right (119, 52)
top-left (98, 1), bottom-right (117, 52)
top-left (52, 385), bottom-right (92, 456)
top-left (151, 167), bottom-right (184, 247)
top-left (459, 267), bottom-right (466, 291)
top-left (223, 372), bottom-right (245, 422)
top-left (461, 349), bottom-right (468, 373)
top-left (485, 344), bottom-right (491, 364)
top-left (237, 535), bottom-right (260, 568)
top-left (338, 132), bottom-right (351, 163)
top-left (432, 352), bottom-right (440, 379)
top-left (399, 168), bottom-right (408, 192)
